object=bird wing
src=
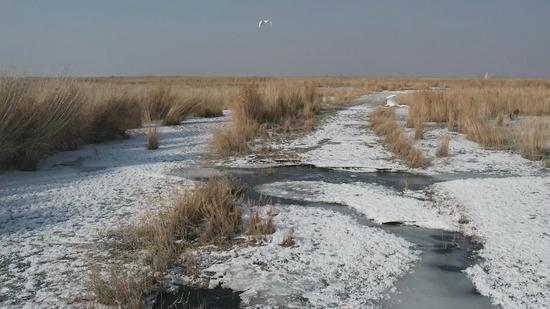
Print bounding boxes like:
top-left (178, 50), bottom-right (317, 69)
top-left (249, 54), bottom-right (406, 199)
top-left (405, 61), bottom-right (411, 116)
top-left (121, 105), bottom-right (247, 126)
top-left (259, 20), bottom-right (263, 28)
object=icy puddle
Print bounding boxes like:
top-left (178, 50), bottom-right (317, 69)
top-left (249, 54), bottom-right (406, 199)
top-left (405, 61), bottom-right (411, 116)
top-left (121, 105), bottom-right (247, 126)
top-left (169, 166), bottom-right (496, 308)
top-left (154, 286), bottom-right (240, 309)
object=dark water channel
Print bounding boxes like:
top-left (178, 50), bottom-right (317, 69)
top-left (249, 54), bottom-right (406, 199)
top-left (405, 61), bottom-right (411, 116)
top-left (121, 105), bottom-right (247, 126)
top-left (157, 165), bottom-right (496, 308)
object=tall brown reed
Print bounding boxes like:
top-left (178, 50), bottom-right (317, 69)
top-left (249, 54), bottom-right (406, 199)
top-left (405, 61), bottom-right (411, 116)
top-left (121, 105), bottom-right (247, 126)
top-left (210, 82), bottom-right (320, 157)
top-left (0, 77), bottom-right (84, 170)
top-left (369, 107), bottom-right (431, 168)
top-left (400, 87), bottom-right (550, 151)
top-left (436, 133), bottom-right (450, 157)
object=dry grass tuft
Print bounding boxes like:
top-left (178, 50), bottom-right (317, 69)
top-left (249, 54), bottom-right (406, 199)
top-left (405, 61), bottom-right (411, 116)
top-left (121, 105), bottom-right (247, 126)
top-left (210, 82), bottom-right (320, 157)
top-left (191, 92), bottom-right (225, 118)
top-left (109, 177), bottom-right (244, 273)
top-left (436, 133), bottom-right (450, 157)
top-left (91, 176), bottom-right (277, 306)
top-left (279, 228), bottom-right (295, 247)
top-left (143, 110), bottom-right (160, 150)
top-left (369, 107), bottom-right (431, 168)
top-left (163, 96), bottom-right (201, 126)
top-left (0, 77), bottom-right (84, 170)
top-left (89, 265), bottom-right (152, 309)
top-left (246, 206), bottom-right (275, 236)
top-left (145, 125), bottom-right (160, 150)
top-left (141, 86), bottom-right (176, 121)
top-left (496, 113), bottom-right (505, 126)
top-left (518, 126), bottom-right (543, 160)
top-left (209, 125), bottom-right (258, 157)
top-left (399, 86), bottom-right (550, 161)
top-left (414, 120), bottom-right (424, 140)
top-left (84, 93), bottom-right (142, 143)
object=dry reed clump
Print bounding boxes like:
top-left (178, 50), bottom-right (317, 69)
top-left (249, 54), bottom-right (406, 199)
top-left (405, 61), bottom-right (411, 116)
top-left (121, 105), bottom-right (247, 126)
top-left (191, 92), bottom-right (225, 118)
top-left (164, 96), bottom-right (202, 126)
top-left (436, 133), bottom-right (450, 157)
top-left (369, 107), bottom-right (431, 168)
top-left (143, 177), bottom-right (242, 271)
top-left (518, 126), bottom-right (543, 160)
top-left (209, 125), bottom-right (258, 157)
top-left (145, 126), bottom-right (159, 150)
top-left (143, 110), bottom-right (160, 150)
top-left (495, 113), bottom-right (505, 126)
top-left (141, 86), bottom-right (202, 125)
top-left (0, 77), bottom-right (84, 170)
top-left (83, 93), bottom-right (142, 143)
top-left (89, 265), bottom-right (152, 309)
top-left (142, 87), bottom-right (223, 125)
top-left (246, 206), bottom-right (275, 237)
top-left (105, 176), bottom-right (276, 273)
top-left (279, 228), bottom-right (295, 247)
top-left (399, 87), bottom-right (550, 155)
top-left (92, 177), bottom-right (275, 306)
top-left (0, 77), bottom-right (145, 170)
top-left (210, 83), bottom-right (319, 157)
top-left (140, 86), bottom-right (176, 121)
top-left (414, 119), bottom-right (424, 140)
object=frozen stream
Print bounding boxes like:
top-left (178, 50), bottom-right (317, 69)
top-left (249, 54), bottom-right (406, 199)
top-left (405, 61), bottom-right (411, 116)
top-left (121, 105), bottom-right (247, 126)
top-left (166, 166), bottom-right (496, 308)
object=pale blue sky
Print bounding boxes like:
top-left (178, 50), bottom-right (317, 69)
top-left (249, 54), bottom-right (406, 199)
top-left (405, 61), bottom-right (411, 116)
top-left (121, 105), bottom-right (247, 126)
top-left (1, 0), bottom-right (549, 77)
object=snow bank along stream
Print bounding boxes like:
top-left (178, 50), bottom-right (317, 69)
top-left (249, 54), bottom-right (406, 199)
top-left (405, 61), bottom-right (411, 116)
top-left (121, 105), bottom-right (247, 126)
top-left (165, 166), bottom-right (495, 308)
top-left (167, 90), bottom-right (549, 308)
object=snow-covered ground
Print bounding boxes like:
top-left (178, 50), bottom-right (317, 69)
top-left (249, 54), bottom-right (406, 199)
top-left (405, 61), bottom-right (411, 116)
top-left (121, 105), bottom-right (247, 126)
top-left (432, 177), bottom-right (550, 308)
top-left (0, 116), bottom-right (228, 308)
top-left (282, 91), bottom-right (410, 172)
top-left (200, 206), bottom-right (420, 308)
top-left (257, 181), bottom-right (457, 230)
top-left (412, 125), bottom-right (544, 176)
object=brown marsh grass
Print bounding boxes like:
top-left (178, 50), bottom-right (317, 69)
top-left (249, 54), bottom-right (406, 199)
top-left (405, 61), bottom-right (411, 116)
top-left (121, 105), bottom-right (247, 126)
top-left (246, 206), bottom-right (275, 236)
top-left (280, 228), bottom-right (295, 247)
top-left (89, 265), bottom-right (151, 309)
top-left (4, 75), bottom-right (549, 169)
top-left (91, 176), bottom-right (275, 307)
top-left (0, 78), bottom-right (226, 170)
top-left (399, 85), bottom-right (550, 161)
top-left (146, 127), bottom-right (160, 150)
top-left (369, 107), bottom-right (431, 168)
top-left (0, 77), bottom-right (84, 170)
top-left (210, 82), bottom-right (320, 157)
top-left (436, 133), bottom-right (450, 157)
top-left (518, 126), bottom-right (543, 160)
top-left (84, 93), bottom-right (142, 143)
top-left (109, 177), bottom-right (244, 273)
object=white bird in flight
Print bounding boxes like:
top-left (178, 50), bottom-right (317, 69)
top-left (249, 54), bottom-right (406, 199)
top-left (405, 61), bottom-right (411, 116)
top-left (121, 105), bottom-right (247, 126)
top-left (259, 19), bottom-right (272, 28)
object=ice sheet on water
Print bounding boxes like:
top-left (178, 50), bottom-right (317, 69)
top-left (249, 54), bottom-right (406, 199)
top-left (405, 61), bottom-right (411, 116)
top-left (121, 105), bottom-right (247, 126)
top-left (202, 206), bottom-right (420, 308)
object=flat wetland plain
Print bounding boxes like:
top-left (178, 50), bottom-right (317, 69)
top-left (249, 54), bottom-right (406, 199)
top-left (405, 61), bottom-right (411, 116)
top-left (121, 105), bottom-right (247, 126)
top-left (1, 76), bottom-right (549, 308)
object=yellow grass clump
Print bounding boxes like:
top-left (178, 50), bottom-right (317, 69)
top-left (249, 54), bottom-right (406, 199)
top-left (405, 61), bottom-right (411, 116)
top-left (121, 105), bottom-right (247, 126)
top-left (91, 176), bottom-right (275, 307)
top-left (399, 87), bottom-right (550, 153)
top-left (369, 107), bottom-right (431, 168)
top-left (0, 77), bottom-right (84, 170)
top-left (210, 82), bottom-right (320, 157)
top-left (436, 133), bottom-right (450, 157)
top-left (89, 265), bottom-right (151, 309)
top-left (518, 126), bottom-right (543, 160)
top-left (279, 227), bottom-right (295, 247)
top-left (84, 93), bottom-right (142, 143)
